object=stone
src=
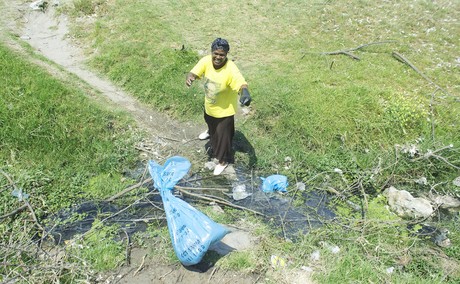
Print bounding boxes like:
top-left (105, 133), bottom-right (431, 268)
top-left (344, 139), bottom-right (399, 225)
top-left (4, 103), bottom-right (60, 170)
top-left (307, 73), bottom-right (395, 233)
top-left (430, 194), bottom-right (460, 210)
top-left (385, 186), bottom-right (433, 219)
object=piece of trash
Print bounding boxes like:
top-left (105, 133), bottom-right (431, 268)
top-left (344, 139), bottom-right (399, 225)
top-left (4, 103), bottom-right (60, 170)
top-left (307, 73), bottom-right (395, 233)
top-left (320, 241), bottom-right (340, 254)
top-left (301, 266), bottom-right (313, 272)
top-left (329, 245), bottom-right (340, 254)
top-left (260, 175), bottom-right (288, 193)
top-left (204, 161), bottom-right (216, 170)
top-left (386, 266), bottom-right (395, 274)
top-left (232, 184), bottom-right (252, 201)
top-left (270, 255), bottom-right (286, 268)
top-left (295, 182), bottom-right (306, 191)
top-left (148, 156), bottom-right (229, 266)
top-left (414, 177), bottom-right (428, 185)
top-left (310, 250), bottom-right (320, 261)
top-left (333, 168), bottom-right (343, 174)
top-left (11, 189), bottom-right (29, 201)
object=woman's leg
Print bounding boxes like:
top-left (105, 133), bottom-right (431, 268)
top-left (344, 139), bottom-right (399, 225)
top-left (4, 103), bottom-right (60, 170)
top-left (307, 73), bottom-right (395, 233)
top-left (204, 113), bottom-right (234, 164)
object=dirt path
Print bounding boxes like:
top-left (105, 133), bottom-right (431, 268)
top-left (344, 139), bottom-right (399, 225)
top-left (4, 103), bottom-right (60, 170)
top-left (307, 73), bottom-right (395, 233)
top-left (0, 1), bottom-right (269, 283)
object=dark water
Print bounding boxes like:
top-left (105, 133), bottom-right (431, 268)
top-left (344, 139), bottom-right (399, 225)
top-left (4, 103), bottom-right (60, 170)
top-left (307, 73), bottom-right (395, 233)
top-left (46, 166), bottom-right (335, 243)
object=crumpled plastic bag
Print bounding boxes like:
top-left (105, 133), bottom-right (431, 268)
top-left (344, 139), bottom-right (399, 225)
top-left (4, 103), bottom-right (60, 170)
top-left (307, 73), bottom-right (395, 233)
top-left (260, 175), bottom-right (288, 193)
top-left (148, 156), bottom-right (229, 266)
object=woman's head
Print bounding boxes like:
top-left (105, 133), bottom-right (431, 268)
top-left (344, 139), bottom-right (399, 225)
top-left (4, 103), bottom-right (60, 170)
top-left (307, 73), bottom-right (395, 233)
top-left (211, 38), bottom-right (229, 69)
top-left (211, 38), bottom-right (230, 53)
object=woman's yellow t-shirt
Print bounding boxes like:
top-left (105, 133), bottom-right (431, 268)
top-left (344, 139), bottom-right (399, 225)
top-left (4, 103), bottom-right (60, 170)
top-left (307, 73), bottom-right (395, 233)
top-left (190, 55), bottom-right (247, 118)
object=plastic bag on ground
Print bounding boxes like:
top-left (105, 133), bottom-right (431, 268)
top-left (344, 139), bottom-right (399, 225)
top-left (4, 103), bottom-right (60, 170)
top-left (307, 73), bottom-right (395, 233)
top-left (260, 175), bottom-right (288, 193)
top-left (148, 156), bottom-right (229, 266)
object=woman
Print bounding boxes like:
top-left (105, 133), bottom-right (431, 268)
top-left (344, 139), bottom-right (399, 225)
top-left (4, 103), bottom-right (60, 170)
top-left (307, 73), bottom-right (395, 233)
top-left (186, 38), bottom-right (252, 175)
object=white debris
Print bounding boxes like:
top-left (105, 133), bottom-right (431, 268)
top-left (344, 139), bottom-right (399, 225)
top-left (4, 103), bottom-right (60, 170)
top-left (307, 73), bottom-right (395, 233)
top-left (310, 250), bottom-right (320, 261)
top-left (414, 176), bottom-right (428, 185)
top-left (295, 182), bottom-right (306, 191)
top-left (386, 266), bottom-right (395, 274)
top-left (232, 184), bottom-right (252, 201)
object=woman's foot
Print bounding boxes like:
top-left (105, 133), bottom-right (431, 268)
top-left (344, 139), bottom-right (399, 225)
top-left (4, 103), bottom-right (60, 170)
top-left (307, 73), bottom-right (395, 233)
top-left (198, 130), bottom-right (210, 140)
top-left (213, 162), bottom-right (228, 175)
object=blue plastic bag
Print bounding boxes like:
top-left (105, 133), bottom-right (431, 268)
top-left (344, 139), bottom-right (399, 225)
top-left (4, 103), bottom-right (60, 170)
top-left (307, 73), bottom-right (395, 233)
top-left (260, 175), bottom-right (289, 193)
top-left (148, 156), bottom-right (229, 266)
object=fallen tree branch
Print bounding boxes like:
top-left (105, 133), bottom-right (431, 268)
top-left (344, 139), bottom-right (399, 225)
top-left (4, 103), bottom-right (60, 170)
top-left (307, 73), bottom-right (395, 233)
top-left (0, 204), bottom-right (28, 220)
top-left (0, 170), bottom-right (45, 233)
top-left (175, 187), bottom-right (267, 217)
top-left (105, 177), bottom-right (152, 202)
top-left (392, 52), bottom-right (451, 96)
top-left (133, 254), bottom-right (147, 277)
top-left (318, 186), bottom-right (361, 211)
top-left (175, 185), bottom-right (230, 193)
top-left (320, 41), bottom-right (395, 60)
top-left (410, 145), bottom-right (460, 169)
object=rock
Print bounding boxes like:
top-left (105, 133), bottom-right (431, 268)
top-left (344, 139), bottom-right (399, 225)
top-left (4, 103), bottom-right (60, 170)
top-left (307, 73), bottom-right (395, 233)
top-left (429, 194), bottom-right (460, 210)
top-left (453, 176), bottom-right (460, 187)
top-left (209, 230), bottom-right (254, 255)
top-left (385, 186), bottom-right (433, 219)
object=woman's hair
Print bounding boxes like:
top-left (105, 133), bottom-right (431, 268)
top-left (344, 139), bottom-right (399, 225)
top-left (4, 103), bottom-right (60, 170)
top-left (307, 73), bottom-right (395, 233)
top-left (211, 38), bottom-right (230, 52)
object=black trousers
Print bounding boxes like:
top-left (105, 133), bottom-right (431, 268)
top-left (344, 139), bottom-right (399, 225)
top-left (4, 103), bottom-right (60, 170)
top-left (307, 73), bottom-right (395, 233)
top-left (204, 112), bottom-right (234, 164)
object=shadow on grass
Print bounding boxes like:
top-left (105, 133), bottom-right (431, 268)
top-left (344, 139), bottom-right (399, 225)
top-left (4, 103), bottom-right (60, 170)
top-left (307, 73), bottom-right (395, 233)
top-left (204, 130), bottom-right (257, 168)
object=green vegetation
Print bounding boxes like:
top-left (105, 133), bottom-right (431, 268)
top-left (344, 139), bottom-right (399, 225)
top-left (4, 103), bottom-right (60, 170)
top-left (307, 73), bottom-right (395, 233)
top-left (64, 0), bottom-right (459, 186)
top-left (0, 43), bottom-right (140, 280)
top-left (1, 0), bottom-right (459, 282)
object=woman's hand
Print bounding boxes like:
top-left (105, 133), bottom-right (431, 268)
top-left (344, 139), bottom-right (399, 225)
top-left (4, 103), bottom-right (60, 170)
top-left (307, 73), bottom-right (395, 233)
top-left (239, 88), bottom-right (252, 106)
top-left (186, 73), bottom-right (197, 87)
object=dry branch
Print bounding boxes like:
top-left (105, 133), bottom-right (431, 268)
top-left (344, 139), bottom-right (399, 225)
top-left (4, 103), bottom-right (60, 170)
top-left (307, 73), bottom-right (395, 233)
top-left (0, 169), bottom-right (45, 233)
top-left (320, 41), bottom-right (395, 60)
top-left (175, 187), bottom-right (267, 217)
top-left (392, 52), bottom-right (451, 96)
top-left (0, 204), bottom-right (28, 220)
top-left (410, 145), bottom-right (460, 169)
top-left (105, 177), bottom-right (152, 202)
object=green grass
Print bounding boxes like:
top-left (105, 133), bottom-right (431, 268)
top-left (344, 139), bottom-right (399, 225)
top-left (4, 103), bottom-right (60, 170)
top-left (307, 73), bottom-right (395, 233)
top-left (0, 43), bottom-right (140, 281)
top-left (61, 0), bottom-right (459, 190)
top-left (56, 0), bottom-right (460, 281)
top-left (1, 0), bottom-right (459, 282)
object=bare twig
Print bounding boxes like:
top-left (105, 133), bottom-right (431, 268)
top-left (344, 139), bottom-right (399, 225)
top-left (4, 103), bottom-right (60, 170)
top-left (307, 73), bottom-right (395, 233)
top-left (0, 170), bottom-right (45, 233)
top-left (175, 187), bottom-right (267, 217)
top-left (122, 229), bottom-right (131, 266)
top-left (175, 185), bottom-right (230, 193)
top-left (320, 41), bottom-right (395, 60)
top-left (318, 186), bottom-right (362, 211)
top-left (410, 145), bottom-right (459, 169)
top-left (159, 268), bottom-right (174, 280)
top-left (0, 204), bottom-right (28, 220)
top-left (105, 177), bottom-right (152, 202)
top-left (411, 144), bottom-right (454, 161)
top-left (358, 181), bottom-right (368, 219)
top-left (133, 254), bottom-right (147, 277)
top-left (392, 52), bottom-right (451, 96)
top-left (208, 266), bottom-right (218, 283)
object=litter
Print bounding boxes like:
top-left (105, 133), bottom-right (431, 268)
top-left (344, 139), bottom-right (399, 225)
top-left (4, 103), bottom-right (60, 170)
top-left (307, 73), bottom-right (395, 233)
top-left (148, 156), bottom-right (229, 266)
top-left (260, 175), bottom-right (288, 193)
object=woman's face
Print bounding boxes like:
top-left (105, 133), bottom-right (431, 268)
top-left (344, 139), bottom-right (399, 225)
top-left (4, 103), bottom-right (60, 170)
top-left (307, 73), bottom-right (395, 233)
top-left (212, 48), bottom-right (227, 69)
